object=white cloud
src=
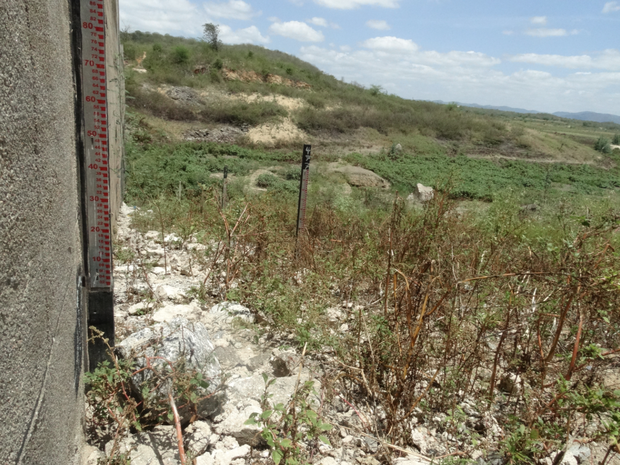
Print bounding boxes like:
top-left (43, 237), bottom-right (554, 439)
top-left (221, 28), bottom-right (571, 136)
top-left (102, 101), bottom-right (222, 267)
top-left (269, 21), bottom-right (325, 42)
top-left (314, 0), bottom-right (399, 10)
top-left (530, 16), bottom-right (547, 25)
top-left (503, 30), bottom-right (514, 35)
top-left (366, 20), bottom-right (391, 30)
top-left (308, 17), bottom-right (328, 27)
top-left (119, 0), bottom-right (204, 36)
top-left (525, 28), bottom-right (568, 37)
top-left (298, 44), bottom-right (620, 113)
top-left (603, 1), bottom-right (620, 13)
top-left (362, 36), bottom-right (419, 53)
top-left (340, 45), bottom-right (352, 51)
top-left (510, 49), bottom-right (620, 71)
top-left (204, 0), bottom-right (259, 20)
top-left (219, 25), bottom-right (270, 44)
top-left (268, 16), bottom-right (279, 22)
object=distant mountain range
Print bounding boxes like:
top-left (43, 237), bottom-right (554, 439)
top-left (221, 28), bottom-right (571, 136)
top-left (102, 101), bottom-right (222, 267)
top-left (434, 101), bottom-right (620, 124)
top-left (552, 111), bottom-right (620, 125)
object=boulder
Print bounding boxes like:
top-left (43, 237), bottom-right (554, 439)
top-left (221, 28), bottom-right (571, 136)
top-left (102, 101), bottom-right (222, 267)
top-left (116, 318), bottom-right (222, 418)
top-left (415, 183), bottom-right (434, 202)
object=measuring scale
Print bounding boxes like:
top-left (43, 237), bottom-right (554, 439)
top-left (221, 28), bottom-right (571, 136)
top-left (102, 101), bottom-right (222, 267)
top-left (80, 0), bottom-right (112, 289)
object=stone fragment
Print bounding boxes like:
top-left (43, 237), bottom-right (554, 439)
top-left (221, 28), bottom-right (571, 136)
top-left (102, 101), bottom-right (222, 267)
top-left (415, 183), bottom-right (434, 202)
top-left (185, 421), bottom-right (213, 457)
top-left (246, 352), bottom-right (271, 372)
top-left (105, 426), bottom-right (180, 465)
top-left (210, 301), bottom-right (255, 324)
top-left (270, 352), bottom-right (300, 377)
top-left (498, 373), bottom-right (521, 395)
top-left (116, 318), bottom-right (222, 419)
top-left (567, 444), bottom-right (591, 463)
top-left (152, 303), bottom-right (200, 323)
top-left (212, 401), bottom-right (263, 446)
top-left (155, 284), bottom-right (184, 302)
top-left (317, 457), bottom-right (339, 465)
top-left (127, 302), bottom-right (148, 316)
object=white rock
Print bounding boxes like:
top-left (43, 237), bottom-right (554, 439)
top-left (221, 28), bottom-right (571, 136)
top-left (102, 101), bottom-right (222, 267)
top-left (394, 456), bottom-right (432, 465)
top-left (105, 426), bottom-right (180, 465)
top-left (549, 451), bottom-right (579, 465)
top-left (152, 266), bottom-right (167, 275)
top-left (210, 301), bottom-right (254, 324)
top-left (116, 318), bottom-right (222, 420)
top-left (128, 302), bottom-right (148, 316)
top-left (115, 264), bottom-right (135, 273)
top-left (152, 303), bottom-right (199, 323)
top-left (326, 307), bottom-right (344, 322)
top-left (120, 202), bottom-right (136, 216)
top-left (196, 454), bottom-right (214, 465)
top-left (165, 233), bottom-right (182, 243)
top-left (568, 445), bottom-right (591, 463)
top-left (186, 421), bottom-right (212, 457)
top-left (214, 436), bottom-right (240, 450)
top-left (415, 183), bottom-right (434, 202)
top-left (85, 448), bottom-right (105, 465)
top-left (212, 401), bottom-right (263, 446)
top-left (144, 231), bottom-right (160, 241)
top-left (317, 457), bottom-right (338, 465)
top-left (156, 284), bottom-right (184, 302)
top-left (197, 445), bottom-right (251, 465)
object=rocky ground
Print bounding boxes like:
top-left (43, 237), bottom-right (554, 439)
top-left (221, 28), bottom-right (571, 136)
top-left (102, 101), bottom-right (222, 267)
top-left (82, 204), bottom-right (618, 465)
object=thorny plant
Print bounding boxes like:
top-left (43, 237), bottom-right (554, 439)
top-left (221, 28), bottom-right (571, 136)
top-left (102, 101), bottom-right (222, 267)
top-left (129, 184), bottom-right (620, 463)
top-left (84, 328), bottom-right (222, 464)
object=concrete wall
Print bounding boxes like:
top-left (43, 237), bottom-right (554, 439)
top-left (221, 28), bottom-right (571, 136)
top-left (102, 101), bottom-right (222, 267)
top-left (0, 0), bottom-right (122, 462)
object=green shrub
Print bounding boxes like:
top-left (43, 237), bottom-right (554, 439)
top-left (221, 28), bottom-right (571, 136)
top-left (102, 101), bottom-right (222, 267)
top-left (257, 173), bottom-right (279, 188)
top-left (595, 136), bottom-right (612, 154)
top-left (123, 43), bottom-right (137, 61)
top-left (199, 101), bottom-right (286, 127)
top-left (613, 133), bottom-right (620, 145)
top-left (171, 45), bottom-right (190, 64)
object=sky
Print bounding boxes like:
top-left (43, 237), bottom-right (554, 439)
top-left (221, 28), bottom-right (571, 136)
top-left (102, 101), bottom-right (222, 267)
top-left (119, 0), bottom-right (620, 114)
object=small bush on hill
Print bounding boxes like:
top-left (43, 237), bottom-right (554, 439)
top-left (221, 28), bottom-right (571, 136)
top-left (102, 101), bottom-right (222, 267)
top-left (595, 136), bottom-right (612, 153)
top-left (171, 45), bottom-right (190, 64)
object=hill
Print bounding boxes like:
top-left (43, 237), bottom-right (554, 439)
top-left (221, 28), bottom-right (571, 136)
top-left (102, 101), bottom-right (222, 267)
top-left (121, 30), bottom-right (620, 202)
top-left (553, 110), bottom-right (620, 125)
top-left (436, 101), bottom-right (620, 125)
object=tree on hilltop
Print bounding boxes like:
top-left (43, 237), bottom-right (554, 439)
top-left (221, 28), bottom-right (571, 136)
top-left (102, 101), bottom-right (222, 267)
top-left (203, 23), bottom-right (222, 51)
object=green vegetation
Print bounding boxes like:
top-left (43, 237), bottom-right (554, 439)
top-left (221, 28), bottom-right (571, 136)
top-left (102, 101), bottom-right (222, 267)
top-left (595, 136), bottom-right (612, 154)
top-left (346, 150), bottom-right (620, 200)
top-left (246, 374), bottom-right (332, 465)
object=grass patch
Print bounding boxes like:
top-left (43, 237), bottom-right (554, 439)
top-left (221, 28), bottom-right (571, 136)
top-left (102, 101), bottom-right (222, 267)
top-left (345, 150), bottom-right (620, 200)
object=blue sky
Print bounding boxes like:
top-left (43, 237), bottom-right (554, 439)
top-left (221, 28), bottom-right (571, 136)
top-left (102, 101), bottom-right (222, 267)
top-left (120, 0), bottom-right (620, 114)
